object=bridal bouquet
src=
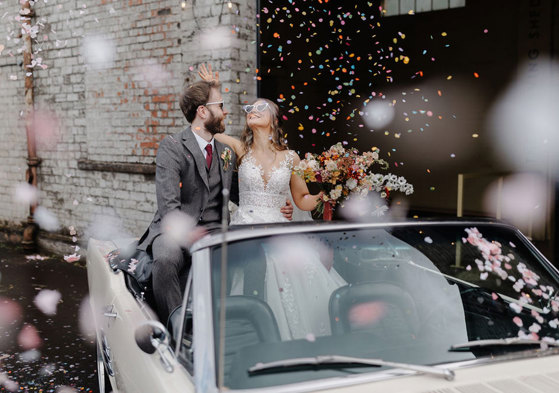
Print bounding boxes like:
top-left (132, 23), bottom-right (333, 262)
top-left (294, 142), bottom-right (413, 219)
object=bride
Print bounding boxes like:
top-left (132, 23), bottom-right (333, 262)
top-left (217, 98), bottom-right (321, 224)
top-left (199, 65), bottom-right (346, 340)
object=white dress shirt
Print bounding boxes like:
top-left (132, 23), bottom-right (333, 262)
top-left (192, 131), bottom-right (215, 159)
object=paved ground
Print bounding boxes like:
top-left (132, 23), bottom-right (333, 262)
top-left (0, 241), bottom-right (98, 393)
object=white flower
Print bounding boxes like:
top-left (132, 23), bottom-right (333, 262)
top-left (308, 159), bottom-right (319, 171)
top-left (296, 160), bottom-right (308, 171)
top-left (329, 143), bottom-right (345, 155)
top-left (346, 178), bottom-right (358, 190)
top-left (330, 188), bottom-right (342, 200)
top-left (371, 174), bottom-right (384, 186)
top-left (357, 188), bottom-right (369, 197)
top-left (371, 204), bottom-right (388, 217)
top-left (325, 160), bottom-right (337, 171)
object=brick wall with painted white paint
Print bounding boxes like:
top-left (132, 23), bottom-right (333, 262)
top-left (0, 0), bottom-right (257, 242)
top-left (0, 6), bottom-right (29, 226)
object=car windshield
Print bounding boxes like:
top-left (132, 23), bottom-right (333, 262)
top-left (209, 223), bottom-right (559, 390)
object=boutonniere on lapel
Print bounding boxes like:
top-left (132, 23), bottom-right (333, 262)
top-left (221, 147), bottom-right (232, 170)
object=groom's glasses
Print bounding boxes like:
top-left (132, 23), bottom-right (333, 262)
top-left (205, 100), bottom-right (224, 109)
top-left (242, 103), bottom-right (269, 114)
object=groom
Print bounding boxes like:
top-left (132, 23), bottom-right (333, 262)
top-left (138, 79), bottom-right (292, 323)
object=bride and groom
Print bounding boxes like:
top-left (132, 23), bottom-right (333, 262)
top-left (138, 65), bottom-right (345, 339)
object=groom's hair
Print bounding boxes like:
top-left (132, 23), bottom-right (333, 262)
top-left (180, 80), bottom-right (221, 123)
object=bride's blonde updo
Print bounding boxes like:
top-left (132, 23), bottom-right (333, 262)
top-left (239, 98), bottom-right (288, 163)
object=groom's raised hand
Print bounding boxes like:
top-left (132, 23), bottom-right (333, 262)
top-left (281, 199), bottom-right (293, 221)
top-left (198, 63), bottom-right (219, 83)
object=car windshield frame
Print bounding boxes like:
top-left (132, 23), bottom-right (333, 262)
top-left (198, 221), bottom-right (559, 391)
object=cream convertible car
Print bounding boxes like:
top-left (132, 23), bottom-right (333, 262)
top-left (87, 221), bottom-right (559, 393)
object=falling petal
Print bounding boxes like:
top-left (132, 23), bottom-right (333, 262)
top-left (161, 210), bottom-right (197, 249)
top-left (81, 35), bottom-right (116, 69)
top-left (33, 289), bottom-right (61, 316)
top-left (362, 100), bottom-right (395, 129)
top-left (17, 324), bottom-right (42, 350)
top-left (63, 253), bottom-right (81, 263)
top-left (78, 296), bottom-right (96, 342)
top-left (34, 206), bottom-right (60, 231)
top-left (13, 183), bottom-right (38, 205)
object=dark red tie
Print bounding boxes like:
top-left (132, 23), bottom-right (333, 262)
top-left (205, 144), bottom-right (212, 169)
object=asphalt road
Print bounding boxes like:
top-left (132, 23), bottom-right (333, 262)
top-left (0, 241), bottom-right (97, 393)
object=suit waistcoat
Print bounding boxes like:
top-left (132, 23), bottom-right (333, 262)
top-left (200, 148), bottom-right (222, 225)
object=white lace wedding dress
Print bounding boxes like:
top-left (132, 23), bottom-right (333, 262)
top-left (231, 150), bottom-right (346, 340)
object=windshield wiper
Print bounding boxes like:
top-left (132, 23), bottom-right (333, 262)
top-left (449, 338), bottom-right (559, 352)
top-left (248, 355), bottom-right (455, 381)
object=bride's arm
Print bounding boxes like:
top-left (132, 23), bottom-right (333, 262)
top-left (214, 133), bottom-right (244, 157)
top-left (290, 153), bottom-right (322, 211)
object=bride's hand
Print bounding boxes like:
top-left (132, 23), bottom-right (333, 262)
top-left (198, 63), bottom-right (219, 83)
top-left (280, 199), bottom-right (293, 221)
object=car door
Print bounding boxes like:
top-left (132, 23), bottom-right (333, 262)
top-left (87, 239), bottom-right (194, 392)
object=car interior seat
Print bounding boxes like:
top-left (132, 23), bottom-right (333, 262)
top-left (168, 295), bottom-right (281, 377)
top-left (216, 296), bottom-right (281, 380)
top-left (329, 282), bottom-right (420, 341)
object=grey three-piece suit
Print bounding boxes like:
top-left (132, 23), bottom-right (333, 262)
top-left (137, 126), bottom-right (236, 322)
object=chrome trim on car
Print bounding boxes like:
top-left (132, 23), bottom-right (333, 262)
top-left (190, 220), bottom-right (511, 252)
top-left (100, 329), bottom-right (115, 377)
top-left (175, 269), bottom-right (193, 357)
top-left (192, 248), bottom-right (219, 393)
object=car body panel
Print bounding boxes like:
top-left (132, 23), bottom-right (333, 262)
top-left (86, 221), bottom-right (559, 392)
top-left (87, 239), bottom-right (193, 393)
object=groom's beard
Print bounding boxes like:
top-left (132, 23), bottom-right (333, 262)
top-left (205, 111), bottom-right (225, 135)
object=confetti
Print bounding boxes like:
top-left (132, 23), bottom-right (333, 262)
top-left (63, 253), bottom-right (81, 263)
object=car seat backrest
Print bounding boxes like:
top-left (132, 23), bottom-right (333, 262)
top-left (329, 282), bottom-right (420, 339)
top-left (218, 296), bottom-right (281, 381)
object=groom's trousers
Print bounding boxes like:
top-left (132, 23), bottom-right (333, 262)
top-left (151, 234), bottom-right (191, 325)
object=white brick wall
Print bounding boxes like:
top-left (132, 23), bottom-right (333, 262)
top-left (0, 0), bottom-right (257, 241)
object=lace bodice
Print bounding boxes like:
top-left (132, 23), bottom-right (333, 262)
top-left (238, 150), bottom-right (295, 209)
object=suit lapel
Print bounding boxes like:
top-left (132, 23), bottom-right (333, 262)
top-left (182, 127), bottom-right (209, 190)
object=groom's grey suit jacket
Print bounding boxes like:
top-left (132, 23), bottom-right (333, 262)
top-left (137, 126), bottom-right (236, 252)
